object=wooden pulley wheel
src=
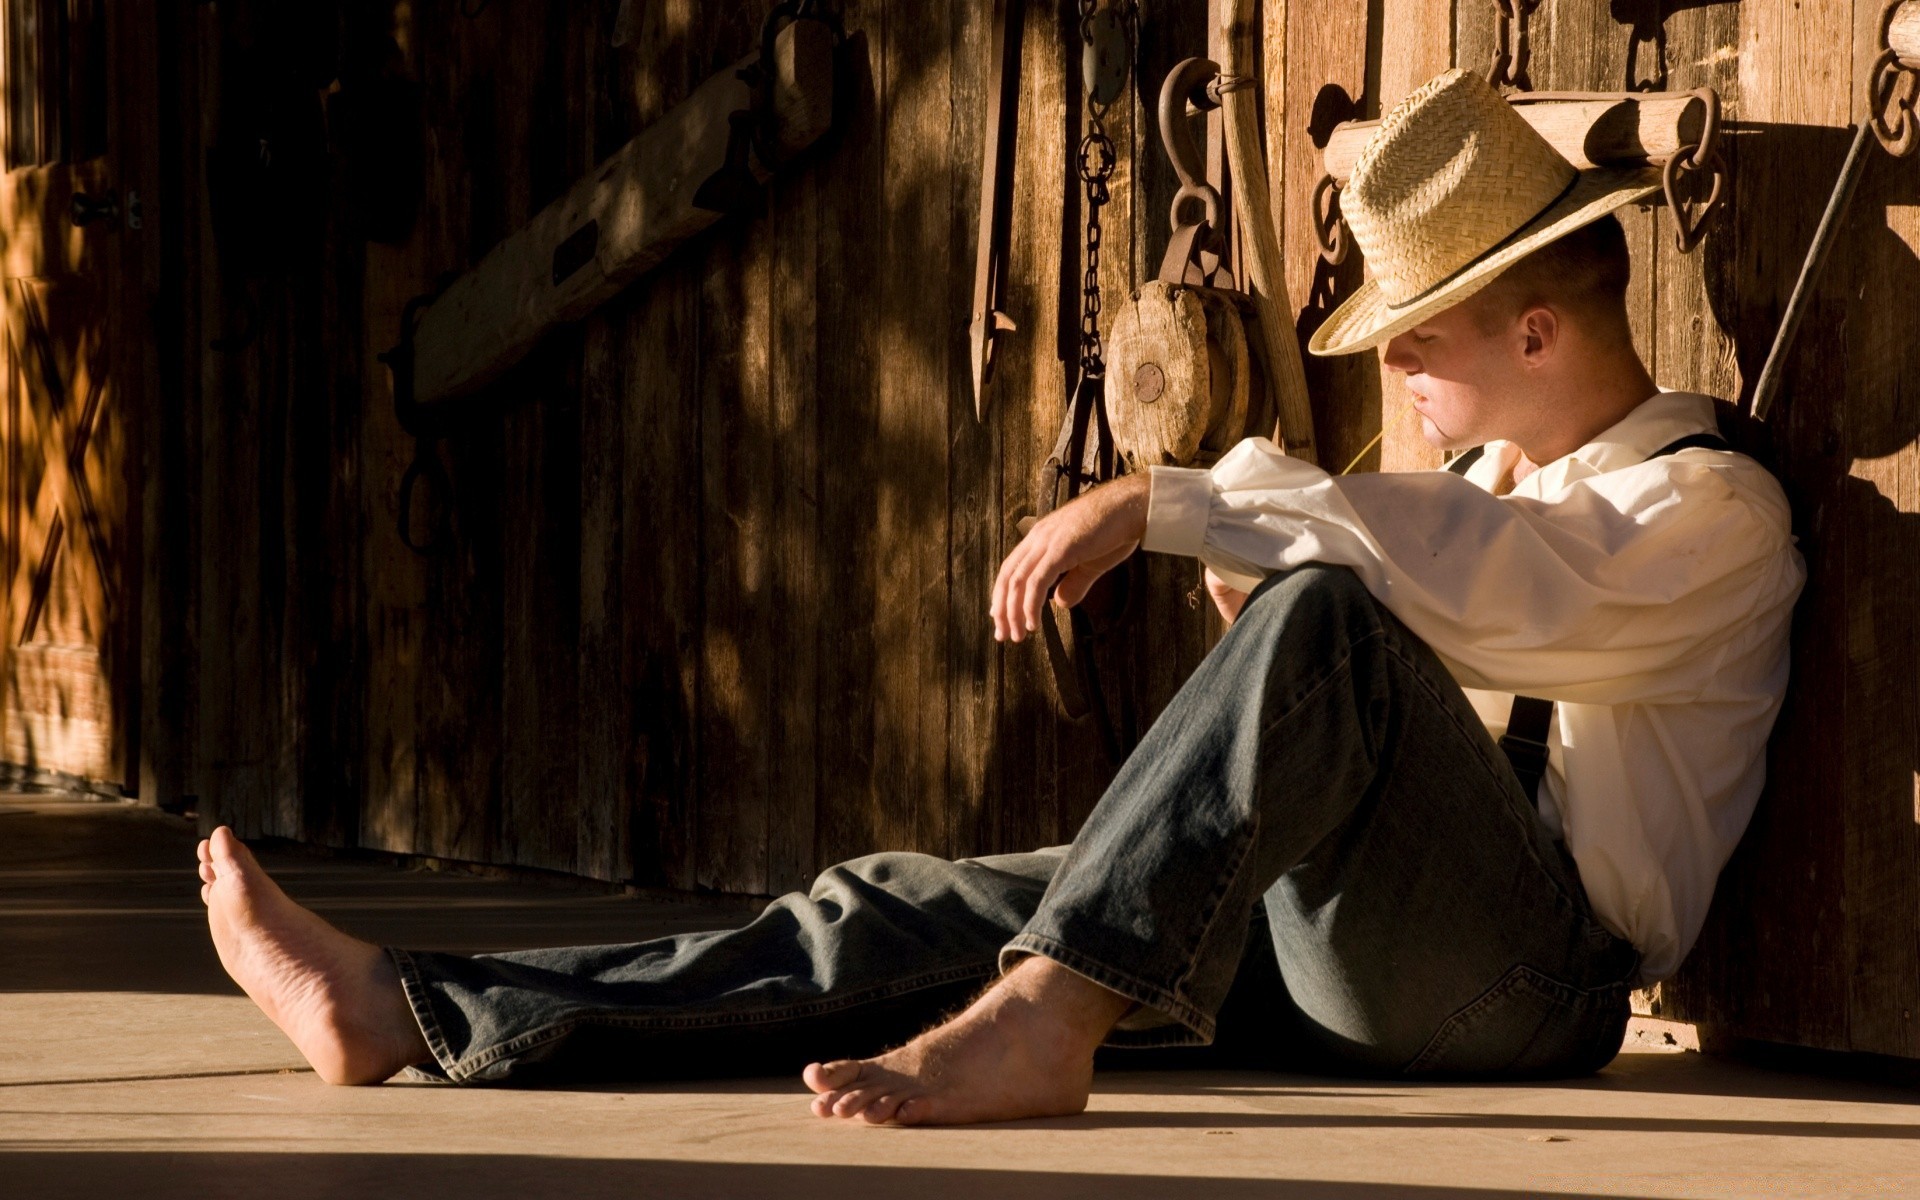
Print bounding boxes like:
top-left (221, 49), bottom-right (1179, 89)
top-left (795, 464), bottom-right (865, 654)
top-left (1105, 280), bottom-right (1253, 472)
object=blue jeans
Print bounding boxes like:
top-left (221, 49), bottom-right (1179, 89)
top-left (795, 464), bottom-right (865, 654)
top-left (390, 565), bottom-right (1639, 1084)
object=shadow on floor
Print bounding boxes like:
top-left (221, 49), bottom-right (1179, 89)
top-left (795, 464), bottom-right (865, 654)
top-left (0, 796), bottom-right (751, 996)
top-left (0, 1151), bottom-right (1634, 1200)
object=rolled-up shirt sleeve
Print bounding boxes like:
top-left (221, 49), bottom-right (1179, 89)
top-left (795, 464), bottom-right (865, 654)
top-left (1142, 436), bottom-right (1798, 706)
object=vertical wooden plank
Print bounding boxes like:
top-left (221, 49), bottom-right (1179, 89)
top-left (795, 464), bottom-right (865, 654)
top-left (766, 138), bottom-right (822, 894)
top-left (1834, 0), bottom-right (1920, 1058)
top-left (697, 211), bottom-right (775, 894)
top-left (815, 0), bottom-right (888, 868)
top-left (576, 0), bottom-right (629, 883)
top-left (1283, 0), bottom-right (1375, 475)
top-left (992, 0), bottom-right (1071, 856)
top-left (141, 0), bottom-right (202, 814)
top-left (402, 0), bottom-right (486, 864)
top-left (621, 254), bottom-right (701, 890)
top-left (496, 0), bottom-right (587, 876)
top-left (879, 0), bottom-right (956, 858)
top-left (945, 0), bottom-right (1000, 867)
top-left (1373, 0), bottom-right (1450, 474)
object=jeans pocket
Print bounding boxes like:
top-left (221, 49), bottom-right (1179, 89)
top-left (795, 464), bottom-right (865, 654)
top-left (1405, 964), bottom-right (1629, 1079)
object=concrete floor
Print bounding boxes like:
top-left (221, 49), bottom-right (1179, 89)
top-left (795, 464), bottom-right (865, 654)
top-left (4, 794), bottom-right (1918, 1199)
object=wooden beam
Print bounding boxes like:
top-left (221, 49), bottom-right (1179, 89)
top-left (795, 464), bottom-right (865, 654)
top-left (1321, 91), bottom-right (1708, 185)
top-left (404, 20), bottom-right (835, 407)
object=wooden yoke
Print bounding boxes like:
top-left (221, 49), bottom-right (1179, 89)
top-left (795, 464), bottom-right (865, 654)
top-left (398, 21), bottom-right (836, 409)
top-left (1320, 91), bottom-right (1709, 185)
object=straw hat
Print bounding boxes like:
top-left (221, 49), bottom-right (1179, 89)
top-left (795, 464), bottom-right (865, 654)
top-left (1307, 69), bottom-right (1662, 357)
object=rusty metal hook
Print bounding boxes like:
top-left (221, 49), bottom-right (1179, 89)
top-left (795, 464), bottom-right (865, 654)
top-left (1662, 144), bottom-right (1726, 254)
top-left (1311, 173), bottom-right (1349, 265)
top-left (1661, 88), bottom-right (1726, 253)
top-left (1870, 46), bottom-right (1920, 157)
top-left (1158, 57), bottom-right (1226, 235)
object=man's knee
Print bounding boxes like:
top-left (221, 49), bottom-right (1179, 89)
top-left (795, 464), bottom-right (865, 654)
top-left (1239, 563), bottom-right (1379, 630)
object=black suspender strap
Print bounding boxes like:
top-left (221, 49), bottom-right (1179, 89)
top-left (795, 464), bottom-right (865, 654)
top-left (1500, 696), bottom-right (1555, 805)
top-left (1647, 432), bottom-right (1731, 457)
top-left (1450, 428), bottom-right (1730, 808)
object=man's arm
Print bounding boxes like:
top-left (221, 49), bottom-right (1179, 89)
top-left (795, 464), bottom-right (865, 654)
top-left (1151, 436), bottom-right (1802, 704)
top-left (990, 474), bottom-right (1149, 643)
top-left (987, 471), bottom-right (1251, 637)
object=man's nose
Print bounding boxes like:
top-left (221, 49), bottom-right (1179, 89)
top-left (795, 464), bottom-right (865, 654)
top-left (1380, 335), bottom-right (1418, 375)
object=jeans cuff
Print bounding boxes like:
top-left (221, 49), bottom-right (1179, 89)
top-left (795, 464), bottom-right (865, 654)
top-left (386, 946), bottom-right (463, 1082)
top-left (999, 931), bottom-right (1216, 1047)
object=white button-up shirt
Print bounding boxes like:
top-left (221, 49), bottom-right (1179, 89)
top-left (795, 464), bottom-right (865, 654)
top-left (1141, 390), bottom-right (1805, 981)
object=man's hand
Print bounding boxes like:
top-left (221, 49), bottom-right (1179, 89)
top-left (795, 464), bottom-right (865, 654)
top-left (992, 473), bottom-right (1150, 643)
top-left (1203, 567), bottom-right (1249, 626)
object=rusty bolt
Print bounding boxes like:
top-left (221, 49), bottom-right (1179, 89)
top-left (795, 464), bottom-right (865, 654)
top-left (1134, 362), bottom-right (1166, 404)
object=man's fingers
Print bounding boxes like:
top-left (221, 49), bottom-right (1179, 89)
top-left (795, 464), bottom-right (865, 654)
top-left (1053, 541), bottom-right (1137, 608)
top-left (992, 535), bottom-right (1044, 641)
top-left (1020, 550), bottom-right (1062, 636)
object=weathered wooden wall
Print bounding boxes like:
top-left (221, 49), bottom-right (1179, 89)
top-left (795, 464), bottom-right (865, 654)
top-left (142, 0), bottom-right (1920, 1059)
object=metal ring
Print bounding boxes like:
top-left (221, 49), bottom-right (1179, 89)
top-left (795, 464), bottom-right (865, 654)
top-left (1676, 87), bottom-right (1721, 170)
top-left (1171, 182), bottom-right (1223, 239)
top-left (1662, 143), bottom-right (1727, 254)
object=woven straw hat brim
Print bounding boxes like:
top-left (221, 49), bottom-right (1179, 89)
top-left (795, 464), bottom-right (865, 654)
top-left (1307, 166), bottom-right (1662, 357)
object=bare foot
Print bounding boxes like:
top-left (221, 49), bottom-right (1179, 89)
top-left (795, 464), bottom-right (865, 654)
top-left (198, 827), bottom-right (430, 1084)
top-left (802, 956), bottom-right (1133, 1126)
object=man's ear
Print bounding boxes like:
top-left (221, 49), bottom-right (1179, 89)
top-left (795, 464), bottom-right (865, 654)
top-left (1518, 304), bottom-right (1558, 366)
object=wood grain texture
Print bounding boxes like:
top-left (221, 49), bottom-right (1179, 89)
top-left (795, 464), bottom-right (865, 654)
top-left (1833, 0), bottom-right (1920, 1064)
top-left (1661, 0), bottom-right (1855, 1053)
top-left (141, 0), bottom-right (1920, 1066)
top-left (946, 0), bottom-right (1001, 868)
top-left (813, 0), bottom-right (888, 869)
top-left (1282, 0), bottom-right (1376, 475)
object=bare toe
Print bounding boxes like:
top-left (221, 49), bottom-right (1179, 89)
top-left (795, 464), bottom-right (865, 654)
top-left (802, 1060), bottom-right (861, 1095)
top-left (860, 1094), bottom-right (907, 1124)
top-left (832, 1085), bottom-right (889, 1118)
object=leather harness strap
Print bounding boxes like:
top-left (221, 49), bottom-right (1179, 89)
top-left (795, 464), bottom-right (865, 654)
top-left (1445, 429), bottom-right (1731, 807)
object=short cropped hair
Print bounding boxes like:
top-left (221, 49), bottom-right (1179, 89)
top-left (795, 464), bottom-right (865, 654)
top-left (1469, 214), bottom-right (1633, 338)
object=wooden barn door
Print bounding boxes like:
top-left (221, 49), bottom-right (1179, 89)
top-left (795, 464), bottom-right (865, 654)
top-left (0, 0), bottom-right (144, 791)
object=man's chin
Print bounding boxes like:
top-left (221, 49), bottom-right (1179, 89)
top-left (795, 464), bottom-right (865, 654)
top-left (1417, 416), bottom-right (1467, 451)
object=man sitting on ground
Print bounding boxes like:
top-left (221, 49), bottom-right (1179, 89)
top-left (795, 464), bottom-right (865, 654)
top-left (192, 69), bottom-right (1803, 1126)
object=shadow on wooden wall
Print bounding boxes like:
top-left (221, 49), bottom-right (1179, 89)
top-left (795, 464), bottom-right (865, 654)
top-left (135, 0), bottom-right (1920, 1062)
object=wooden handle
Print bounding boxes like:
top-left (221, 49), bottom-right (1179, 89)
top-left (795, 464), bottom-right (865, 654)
top-left (1220, 0), bottom-right (1319, 464)
top-left (1320, 92), bottom-right (1707, 185)
top-left (1892, 0), bottom-right (1920, 68)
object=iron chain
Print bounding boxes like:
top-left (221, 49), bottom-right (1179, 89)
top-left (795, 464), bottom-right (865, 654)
top-left (1489, 0), bottom-right (1542, 92)
top-left (1076, 0), bottom-right (1134, 377)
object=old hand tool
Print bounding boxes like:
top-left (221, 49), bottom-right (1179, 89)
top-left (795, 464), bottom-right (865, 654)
top-left (969, 0), bottom-right (1025, 421)
top-left (1219, 0), bottom-right (1317, 462)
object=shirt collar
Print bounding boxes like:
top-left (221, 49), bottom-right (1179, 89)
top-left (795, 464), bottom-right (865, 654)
top-left (1485, 390), bottom-right (1720, 497)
